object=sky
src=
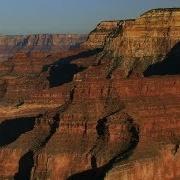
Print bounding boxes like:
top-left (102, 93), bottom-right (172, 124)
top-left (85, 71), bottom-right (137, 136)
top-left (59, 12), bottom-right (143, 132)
top-left (0, 0), bottom-right (179, 35)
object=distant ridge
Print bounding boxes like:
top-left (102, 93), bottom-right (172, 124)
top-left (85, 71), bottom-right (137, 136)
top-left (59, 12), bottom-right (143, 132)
top-left (140, 7), bottom-right (180, 16)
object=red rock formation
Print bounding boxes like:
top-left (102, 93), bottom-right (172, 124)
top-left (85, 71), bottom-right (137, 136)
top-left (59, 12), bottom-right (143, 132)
top-left (105, 144), bottom-right (180, 180)
top-left (105, 8), bottom-right (180, 77)
top-left (82, 21), bottom-right (121, 49)
top-left (84, 8), bottom-right (180, 77)
top-left (0, 8), bottom-right (179, 180)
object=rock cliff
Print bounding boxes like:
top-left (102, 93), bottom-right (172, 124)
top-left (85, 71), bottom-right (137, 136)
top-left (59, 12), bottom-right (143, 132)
top-left (83, 8), bottom-right (180, 77)
top-left (82, 21), bottom-right (122, 49)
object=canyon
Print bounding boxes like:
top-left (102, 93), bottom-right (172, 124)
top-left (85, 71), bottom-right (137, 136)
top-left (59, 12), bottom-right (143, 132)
top-left (0, 8), bottom-right (179, 180)
top-left (0, 34), bottom-right (87, 62)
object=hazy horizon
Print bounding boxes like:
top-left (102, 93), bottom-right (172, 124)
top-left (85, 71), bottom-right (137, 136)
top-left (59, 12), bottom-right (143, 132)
top-left (0, 0), bottom-right (179, 35)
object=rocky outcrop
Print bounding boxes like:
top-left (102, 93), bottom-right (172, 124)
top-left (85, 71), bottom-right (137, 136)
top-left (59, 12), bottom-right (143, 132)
top-left (82, 21), bottom-right (122, 49)
top-left (107, 8), bottom-right (180, 77)
top-left (84, 8), bottom-right (180, 77)
top-left (105, 144), bottom-right (180, 180)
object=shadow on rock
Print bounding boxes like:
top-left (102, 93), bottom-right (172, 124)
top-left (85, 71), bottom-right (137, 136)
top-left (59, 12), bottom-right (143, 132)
top-left (44, 48), bottom-right (102, 87)
top-left (144, 42), bottom-right (180, 76)
top-left (0, 117), bottom-right (35, 146)
top-left (67, 118), bottom-right (139, 180)
top-left (14, 151), bottom-right (34, 180)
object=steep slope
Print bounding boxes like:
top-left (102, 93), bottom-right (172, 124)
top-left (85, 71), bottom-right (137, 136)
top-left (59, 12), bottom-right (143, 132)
top-left (84, 8), bottom-right (180, 77)
top-left (82, 21), bottom-right (122, 49)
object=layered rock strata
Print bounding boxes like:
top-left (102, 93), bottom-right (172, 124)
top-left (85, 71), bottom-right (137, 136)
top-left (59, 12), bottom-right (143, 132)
top-left (82, 21), bottom-right (122, 49)
top-left (0, 34), bottom-right (87, 61)
top-left (84, 8), bottom-right (180, 77)
top-left (0, 8), bottom-right (179, 180)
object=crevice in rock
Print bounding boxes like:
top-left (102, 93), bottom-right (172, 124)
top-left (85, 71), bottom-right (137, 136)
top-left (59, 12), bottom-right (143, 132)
top-left (68, 116), bottom-right (139, 180)
top-left (34, 86), bottom-right (75, 151)
top-left (14, 112), bottom-right (64, 179)
top-left (91, 155), bottom-right (97, 169)
top-left (0, 117), bottom-right (36, 147)
top-left (14, 151), bottom-right (34, 180)
top-left (70, 86), bottom-right (76, 103)
top-left (172, 144), bottom-right (179, 155)
top-left (15, 112), bottom-right (61, 180)
top-left (96, 118), bottom-right (108, 137)
top-left (15, 88), bottom-right (74, 179)
top-left (88, 116), bottom-right (110, 160)
top-left (88, 105), bottom-right (125, 161)
top-left (37, 113), bottom-right (60, 150)
top-left (106, 56), bottom-right (123, 79)
top-left (83, 122), bottom-right (88, 137)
